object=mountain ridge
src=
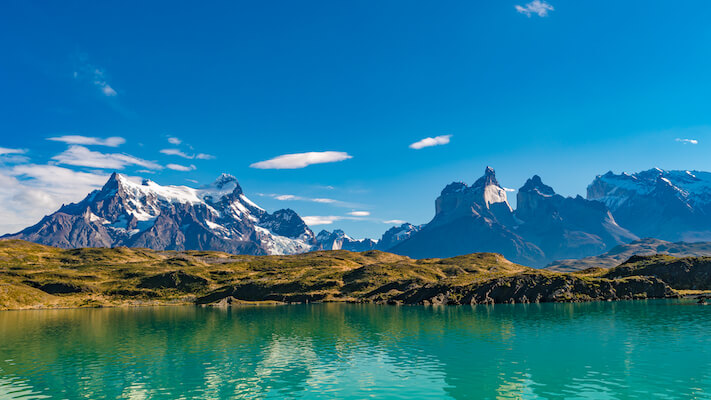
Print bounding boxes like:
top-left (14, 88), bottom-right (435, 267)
top-left (6, 167), bottom-right (711, 267)
top-left (387, 167), bottom-right (636, 266)
top-left (2, 172), bottom-right (316, 255)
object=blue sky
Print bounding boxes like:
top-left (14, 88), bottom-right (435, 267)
top-left (2, 0), bottom-right (711, 237)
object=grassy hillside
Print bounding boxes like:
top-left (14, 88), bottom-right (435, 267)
top-left (0, 239), bottom-right (695, 310)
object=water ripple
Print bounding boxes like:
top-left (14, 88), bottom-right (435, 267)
top-left (0, 301), bottom-right (709, 399)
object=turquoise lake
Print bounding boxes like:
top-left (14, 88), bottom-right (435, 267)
top-left (0, 301), bottom-right (710, 399)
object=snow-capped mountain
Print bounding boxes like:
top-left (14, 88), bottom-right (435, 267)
top-left (386, 167), bottom-right (636, 266)
top-left (377, 223), bottom-right (422, 250)
top-left (2, 172), bottom-right (315, 255)
top-left (587, 168), bottom-right (711, 241)
top-left (314, 229), bottom-right (378, 252)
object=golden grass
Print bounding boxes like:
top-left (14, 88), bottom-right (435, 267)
top-left (0, 240), bottom-right (536, 310)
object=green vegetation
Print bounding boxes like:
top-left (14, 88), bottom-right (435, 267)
top-left (0, 239), bottom-right (703, 310)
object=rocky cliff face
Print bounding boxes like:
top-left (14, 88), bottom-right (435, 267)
top-left (514, 175), bottom-right (637, 262)
top-left (390, 274), bottom-right (674, 305)
top-left (2, 173), bottom-right (315, 255)
top-left (587, 168), bottom-right (711, 241)
top-left (389, 167), bottom-right (546, 265)
top-left (387, 168), bottom-right (636, 266)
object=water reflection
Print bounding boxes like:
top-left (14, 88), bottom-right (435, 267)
top-left (0, 301), bottom-right (709, 399)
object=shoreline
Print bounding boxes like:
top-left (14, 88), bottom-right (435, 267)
top-left (4, 292), bottom-right (709, 312)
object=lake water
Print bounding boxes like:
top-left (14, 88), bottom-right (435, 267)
top-left (0, 301), bottom-right (709, 399)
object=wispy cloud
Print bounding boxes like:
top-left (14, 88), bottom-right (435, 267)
top-left (168, 137), bottom-right (182, 145)
top-left (160, 148), bottom-right (215, 160)
top-left (167, 163), bottom-right (196, 172)
top-left (250, 151), bottom-right (352, 169)
top-left (48, 135), bottom-right (125, 147)
top-left (274, 194), bottom-right (336, 204)
top-left (515, 0), bottom-right (554, 17)
top-left (0, 147), bottom-right (26, 156)
top-left (347, 211), bottom-right (370, 217)
top-left (260, 193), bottom-right (359, 208)
top-left (52, 145), bottom-right (162, 170)
top-left (302, 216), bottom-right (342, 226)
top-left (0, 165), bottom-right (108, 234)
top-left (676, 138), bottom-right (699, 145)
top-left (383, 219), bottom-right (407, 225)
top-left (302, 214), bottom-right (369, 226)
top-left (160, 149), bottom-right (193, 159)
top-left (409, 134), bottom-right (452, 150)
top-left (74, 55), bottom-right (118, 97)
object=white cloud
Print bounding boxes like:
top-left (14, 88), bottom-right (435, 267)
top-left (273, 194), bottom-right (298, 201)
top-left (0, 165), bottom-right (108, 234)
top-left (160, 149), bottom-right (193, 159)
top-left (47, 135), bottom-right (125, 147)
top-left (676, 138), bottom-right (699, 145)
top-left (160, 149), bottom-right (216, 160)
top-left (302, 213), bottom-right (370, 226)
top-left (52, 145), bottom-right (162, 170)
top-left (515, 0), bottom-right (554, 17)
top-left (265, 193), bottom-right (359, 207)
top-left (384, 219), bottom-right (407, 225)
top-left (101, 84), bottom-right (117, 96)
top-left (74, 58), bottom-right (118, 97)
top-left (167, 163), bottom-right (196, 172)
top-left (250, 151), bottom-right (352, 169)
top-left (0, 147), bottom-right (26, 155)
top-left (348, 211), bottom-right (370, 217)
top-left (302, 216), bottom-right (343, 226)
top-left (90, 68), bottom-right (117, 96)
top-left (409, 135), bottom-right (452, 150)
top-left (168, 137), bottom-right (182, 145)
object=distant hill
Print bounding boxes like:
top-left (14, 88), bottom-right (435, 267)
top-left (546, 238), bottom-right (711, 272)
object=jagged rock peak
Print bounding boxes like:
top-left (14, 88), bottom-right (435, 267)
top-left (102, 171), bottom-right (124, 190)
top-left (207, 173), bottom-right (242, 195)
top-left (474, 166), bottom-right (499, 187)
top-left (213, 173), bottom-right (238, 188)
top-left (520, 175), bottom-right (556, 196)
top-left (441, 181), bottom-right (468, 195)
top-left (271, 208), bottom-right (299, 219)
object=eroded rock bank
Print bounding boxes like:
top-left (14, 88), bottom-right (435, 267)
top-left (196, 273), bottom-right (677, 306)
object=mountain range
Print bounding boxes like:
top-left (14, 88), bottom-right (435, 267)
top-left (588, 168), bottom-right (711, 241)
top-left (2, 173), bottom-right (316, 255)
top-left (4, 167), bottom-right (711, 267)
top-left (387, 167), bottom-right (637, 266)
